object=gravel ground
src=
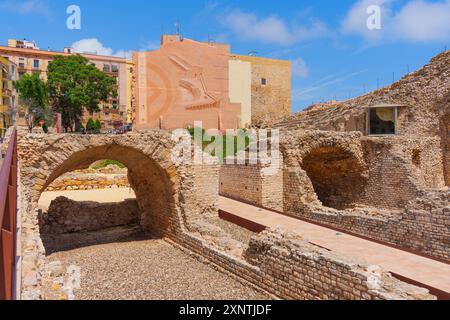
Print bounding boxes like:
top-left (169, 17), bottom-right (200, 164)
top-left (44, 228), bottom-right (271, 300)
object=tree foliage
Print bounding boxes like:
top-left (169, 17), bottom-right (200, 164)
top-left (86, 118), bottom-right (95, 131)
top-left (47, 55), bottom-right (116, 132)
top-left (94, 119), bottom-right (101, 130)
top-left (13, 73), bottom-right (49, 133)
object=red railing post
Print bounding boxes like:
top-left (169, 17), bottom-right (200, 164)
top-left (0, 128), bottom-right (18, 300)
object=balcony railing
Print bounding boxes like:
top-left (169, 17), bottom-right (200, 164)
top-left (0, 128), bottom-right (18, 300)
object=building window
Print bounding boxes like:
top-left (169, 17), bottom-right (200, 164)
top-left (261, 78), bottom-right (267, 85)
top-left (368, 106), bottom-right (397, 136)
top-left (103, 64), bottom-right (110, 73)
top-left (33, 60), bottom-right (40, 69)
top-left (111, 64), bottom-right (119, 73)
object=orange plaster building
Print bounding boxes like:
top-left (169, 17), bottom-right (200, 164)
top-left (134, 35), bottom-right (243, 131)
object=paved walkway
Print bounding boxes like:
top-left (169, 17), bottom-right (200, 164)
top-left (219, 197), bottom-right (450, 294)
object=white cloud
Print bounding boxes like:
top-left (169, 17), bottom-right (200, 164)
top-left (71, 39), bottom-right (133, 59)
top-left (292, 58), bottom-right (309, 78)
top-left (293, 70), bottom-right (367, 99)
top-left (341, 0), bottom-right (392, 41)
top-left (392, 0), bottom-right (450, 42)
top-left (0, 0), bottom-right (51, 17)
top-left (140, 40), bottom-right (160, 51)
top-left (341, 0), bottom-right (450, 43)
top-left (223, 10), bottom-right (328, 45)
top-left (71, 38), bottom-right (161, 59)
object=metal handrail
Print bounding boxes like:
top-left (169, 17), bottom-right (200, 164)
top-left (0, 127), bottom-right (17, 300)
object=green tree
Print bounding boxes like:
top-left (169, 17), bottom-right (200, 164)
top-left (13, 73), bottom-right (49, 133)
top-left (86, 118), bottom-right (95, 131)
top-left (94, 119), bottom-right (101, 130)
top-left (47, 55), bottom-right (116, 132)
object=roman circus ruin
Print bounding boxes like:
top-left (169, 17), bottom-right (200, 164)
top-left (5, 50), bottom-right (449, 300)
top-left (10, 130), bottom-right (434, 300)
top-left (223, 51), bottom-right (450, 262)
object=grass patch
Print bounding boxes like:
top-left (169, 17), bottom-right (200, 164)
top-left (91, 159), bottom-right (126, 170)
top-left (188, 127), bottom-right (251, 162)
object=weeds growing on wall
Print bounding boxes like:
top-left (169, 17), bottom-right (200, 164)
top-left (188, 127), bottom-right (251, 162)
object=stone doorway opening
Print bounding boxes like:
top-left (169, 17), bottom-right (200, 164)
top-left (34, 144), bottom-right (179, 255)
top-left (38, 159), bottom-right (141, 254)
top-left (301, 146), bottom-right (367, 210)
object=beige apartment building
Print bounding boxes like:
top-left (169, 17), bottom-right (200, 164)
top-left (0, 56), bottom-right (18, 137)
top-left (0, 39), bottom-right (133, 129)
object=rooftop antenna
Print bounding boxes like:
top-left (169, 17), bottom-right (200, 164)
top-left (175, 20), bottom-right (183, 40)
top-left (208, 34), bottom-right (216, 44)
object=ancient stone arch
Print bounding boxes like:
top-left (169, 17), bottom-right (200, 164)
top-left (40, 145), bottom-right (179, 235)
top-left (15, 130), bottom-right (224, 299)
top-left (18, 131), bottom-right (219, 238)
top-left (300, 146), bottom-right (367, 210)
top-left (280, 130), bottom-right (368, 210)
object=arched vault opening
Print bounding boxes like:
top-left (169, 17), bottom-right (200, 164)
top-left (301, 146), bottom-right (367, 210)
top-left (38, 144), bottom-right (178, 237)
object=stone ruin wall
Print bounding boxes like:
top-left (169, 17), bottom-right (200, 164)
top-left (293, 190), bottom-right (450, 262)
top-left (39, 197), bottom-right (139, 234)
top-left (221, 167), bottom-right (449, 262)
top-left (172, 228), bottom-right (434, 300)
top-left (275, 51), bottom-right (450, 140)
top-left (234, 55), bottom-right (292, 128)
top-left (16, 132), bottom-right (435, 300)
top-left (219, 163), bottom-right (284, 211)
top-left (358, 136), bottom-right (445, 209)
top-left (439, 94), bottom-right (450, 186)
top-left (220, 131), bottom-right (444, 210)
top-left (274, 51), bottom-right (450, 191)
top-left (218, 130), bottom-right (449, 261)
top-left (46, 171), bottom-right (130, 192)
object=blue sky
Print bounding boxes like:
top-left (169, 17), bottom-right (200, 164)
top-left (0, 0), bottom-right (449, 112)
